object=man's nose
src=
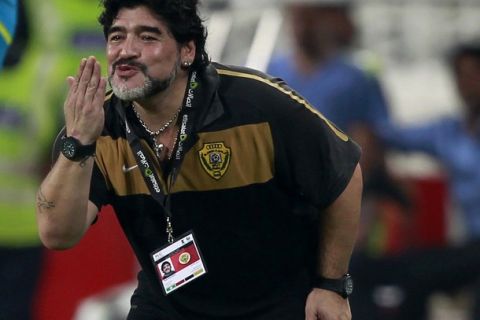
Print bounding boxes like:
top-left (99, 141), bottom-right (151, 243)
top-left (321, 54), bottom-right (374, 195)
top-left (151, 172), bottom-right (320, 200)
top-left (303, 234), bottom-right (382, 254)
top-left (119, 36), bottom-right (140, 59)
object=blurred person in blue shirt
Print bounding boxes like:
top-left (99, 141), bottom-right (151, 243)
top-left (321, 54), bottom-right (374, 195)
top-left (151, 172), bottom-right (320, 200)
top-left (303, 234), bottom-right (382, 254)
top-left (0, 0), bottom-right (17, 68)
top-left (379, 42), bottom-right (480, 241)
top-left (349, 120), bottom-right (480, 320)
top-left (370, 41), bottom-right (480, 320)
top-left (267, 0), bottom-right (389, 133)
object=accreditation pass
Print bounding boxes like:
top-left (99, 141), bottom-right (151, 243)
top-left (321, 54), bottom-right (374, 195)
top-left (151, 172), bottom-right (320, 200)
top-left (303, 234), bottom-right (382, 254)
top-left (151, 231), bottom-right (207, 295)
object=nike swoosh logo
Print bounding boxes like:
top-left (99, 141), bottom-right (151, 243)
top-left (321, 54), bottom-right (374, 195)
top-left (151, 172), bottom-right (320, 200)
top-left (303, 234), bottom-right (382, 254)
top-left (122, 164), bottom-right (138, 173)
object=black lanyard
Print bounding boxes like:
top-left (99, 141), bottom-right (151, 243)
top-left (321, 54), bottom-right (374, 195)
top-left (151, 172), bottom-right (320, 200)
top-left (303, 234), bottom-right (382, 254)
top-left (114, 70), bottom-right (200, 243)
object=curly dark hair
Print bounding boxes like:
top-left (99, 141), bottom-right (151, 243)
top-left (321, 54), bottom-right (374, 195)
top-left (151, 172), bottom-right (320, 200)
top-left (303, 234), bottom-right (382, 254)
top-left (98, 0), bottom-right (209, 69)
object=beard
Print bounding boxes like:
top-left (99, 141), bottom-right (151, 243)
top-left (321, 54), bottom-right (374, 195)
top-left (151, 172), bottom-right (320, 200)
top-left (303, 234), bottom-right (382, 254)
top-left (109, 58), bottom-right (180, 101)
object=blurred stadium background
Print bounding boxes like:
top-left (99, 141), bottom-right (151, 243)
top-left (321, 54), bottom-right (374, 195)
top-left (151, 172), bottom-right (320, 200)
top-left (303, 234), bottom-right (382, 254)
top-left (2, 0), bottom-right (480, 319)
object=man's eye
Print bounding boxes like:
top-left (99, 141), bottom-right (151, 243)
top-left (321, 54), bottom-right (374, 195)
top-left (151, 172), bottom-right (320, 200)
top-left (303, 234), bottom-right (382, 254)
top-left (109, 35), bottom-right (122, 42)
top-left (141, 35), bottom-right (157, 41)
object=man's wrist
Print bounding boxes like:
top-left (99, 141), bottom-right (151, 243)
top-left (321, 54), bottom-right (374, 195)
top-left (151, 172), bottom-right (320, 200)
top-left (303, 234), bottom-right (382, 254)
top-left (313, 274), bottom-right (353, 299)
top-left (60, 135), bottom-right (96, 162)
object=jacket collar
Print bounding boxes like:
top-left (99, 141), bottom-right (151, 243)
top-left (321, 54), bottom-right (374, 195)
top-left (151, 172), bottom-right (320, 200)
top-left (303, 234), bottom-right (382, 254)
top-left (193, 63), bottom-right (224, 131)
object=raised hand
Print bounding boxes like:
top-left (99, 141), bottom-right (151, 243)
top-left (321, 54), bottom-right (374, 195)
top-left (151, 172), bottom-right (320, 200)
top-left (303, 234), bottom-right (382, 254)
top-left (64, 56), bottom-right (107, 145)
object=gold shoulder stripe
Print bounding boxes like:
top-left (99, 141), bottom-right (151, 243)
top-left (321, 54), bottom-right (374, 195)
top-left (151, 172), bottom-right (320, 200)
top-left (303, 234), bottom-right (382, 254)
top-left (0, 21), bottom-right (13, 45)
top-left (217, 68), bottom-right (349, 142)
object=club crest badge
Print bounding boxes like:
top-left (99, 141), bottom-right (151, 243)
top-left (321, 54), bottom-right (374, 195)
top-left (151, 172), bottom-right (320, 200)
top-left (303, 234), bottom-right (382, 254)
top-left (198, 142), bottom-right (231, 180)
top-left (179, 252), bottom-right (191, 265)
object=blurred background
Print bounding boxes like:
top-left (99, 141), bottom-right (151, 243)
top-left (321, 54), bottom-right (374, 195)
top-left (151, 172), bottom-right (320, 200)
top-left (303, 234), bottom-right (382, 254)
top-left (1, 0), bottom-right (480, 319)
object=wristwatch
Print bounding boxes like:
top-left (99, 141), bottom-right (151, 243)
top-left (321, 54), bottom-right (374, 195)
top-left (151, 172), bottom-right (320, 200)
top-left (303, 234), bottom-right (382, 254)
top-left (313, 274), bottom-right (353, 299)
top-left (60, 136), bottom-right (96, 161)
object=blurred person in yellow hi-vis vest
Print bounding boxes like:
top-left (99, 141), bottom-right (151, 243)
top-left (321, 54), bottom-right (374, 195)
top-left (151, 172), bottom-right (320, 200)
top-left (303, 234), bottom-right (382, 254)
top-left (0, 0), bottom-right (17, 67)
top-left (0, 0), bottom-right (106, 318)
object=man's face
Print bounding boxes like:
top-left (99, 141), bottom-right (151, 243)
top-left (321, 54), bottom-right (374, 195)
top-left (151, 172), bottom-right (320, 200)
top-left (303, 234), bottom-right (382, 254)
top-left (162, 262), bottom-right (171, 273)
top-left (106, 6), bottom-right (184, 100)
top-left (455, 55), bottom-right (480, 111)
top-left (288, 5), bottom-right (353, 58)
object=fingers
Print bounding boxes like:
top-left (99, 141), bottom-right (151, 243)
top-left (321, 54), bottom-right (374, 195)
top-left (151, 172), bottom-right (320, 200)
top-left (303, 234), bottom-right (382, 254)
top-left (71, 58), bottom-right (88, 96)
top-left (64, 58), bottom-right (86, 107)
top-left (83, 60), bottom-right (102, 105)
top-left (64, 58), bottom-right (87, 133)
top-left (77, 58), bottom-right (88, 79)
top-left (305, 309), bottom-right (316, 320)
top-left (67, 76), bottom-right (75, 87)
top-left (63, 57), bottom-right (106, 138)
top-left (74, 57), bottom-right (97, 107)
top-left (74, 57), bottom-right (88, 88)
top-left (92, 77), bottom-right (107, 110)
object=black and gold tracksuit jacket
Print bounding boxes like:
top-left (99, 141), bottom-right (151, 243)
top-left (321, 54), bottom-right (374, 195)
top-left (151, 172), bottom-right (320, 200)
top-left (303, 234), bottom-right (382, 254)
top-left (88, 62), bottom-right (360, 319)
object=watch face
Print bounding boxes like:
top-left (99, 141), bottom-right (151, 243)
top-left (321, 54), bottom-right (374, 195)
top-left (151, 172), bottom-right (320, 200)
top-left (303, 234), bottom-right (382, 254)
top-left (62, 139), bottom-right (76, 159)
top-left (344, 276), bottom-right (354, 296)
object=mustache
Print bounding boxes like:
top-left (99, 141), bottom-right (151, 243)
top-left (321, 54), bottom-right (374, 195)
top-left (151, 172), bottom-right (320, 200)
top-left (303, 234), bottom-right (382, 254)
top-left (111, 59), bottom-right (147, 74)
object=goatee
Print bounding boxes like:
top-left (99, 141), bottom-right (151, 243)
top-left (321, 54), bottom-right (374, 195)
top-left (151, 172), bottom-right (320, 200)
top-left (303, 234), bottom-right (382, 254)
top-left (109, 60), bottom-right (179, 101)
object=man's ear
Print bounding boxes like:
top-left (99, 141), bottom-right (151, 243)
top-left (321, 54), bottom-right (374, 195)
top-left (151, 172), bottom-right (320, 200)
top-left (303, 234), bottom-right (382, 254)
top-left (181, 40), bottom-right (196, 65)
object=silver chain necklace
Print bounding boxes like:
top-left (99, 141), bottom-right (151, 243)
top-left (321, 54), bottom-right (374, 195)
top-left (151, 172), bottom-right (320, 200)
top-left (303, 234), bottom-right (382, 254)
top-left (132, 103), bottom-right (182, 158)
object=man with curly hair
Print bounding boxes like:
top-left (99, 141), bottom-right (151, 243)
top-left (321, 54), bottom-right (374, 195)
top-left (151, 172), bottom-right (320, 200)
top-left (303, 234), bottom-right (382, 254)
top-left (36, 1), bottom-right (362, 319)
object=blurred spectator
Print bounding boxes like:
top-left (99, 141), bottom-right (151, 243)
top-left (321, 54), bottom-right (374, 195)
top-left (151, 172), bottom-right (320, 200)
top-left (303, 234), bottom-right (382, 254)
top-left (0, 0), bottom-right (17, 67)
top-left (348, 124), bottom-right (413, 319)
top-left (0, 1), bottom-right (42, 318)
top-left (348, 125), bottom-right (480, 320)
top-left (375, 40), bottom-right (480, 319)
top-left (339, 40), bottom-right (480, 320)
top-left (0, 2), bottom-right (43, 319)
top-left (0, 1), bottom-right (106, 319)
top-left (351, 125), bottom-right (413, 258)
top-left (0, 0), bottom-right (41, 319)
top-left (380, 42), bottom-right (480, 242)
top-left (267, 0), bottom-right (389, 132)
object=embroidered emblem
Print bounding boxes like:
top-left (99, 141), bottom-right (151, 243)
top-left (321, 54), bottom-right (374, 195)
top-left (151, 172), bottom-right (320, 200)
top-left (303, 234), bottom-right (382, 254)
top-left (199, 142), bottom-right (231, 180)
